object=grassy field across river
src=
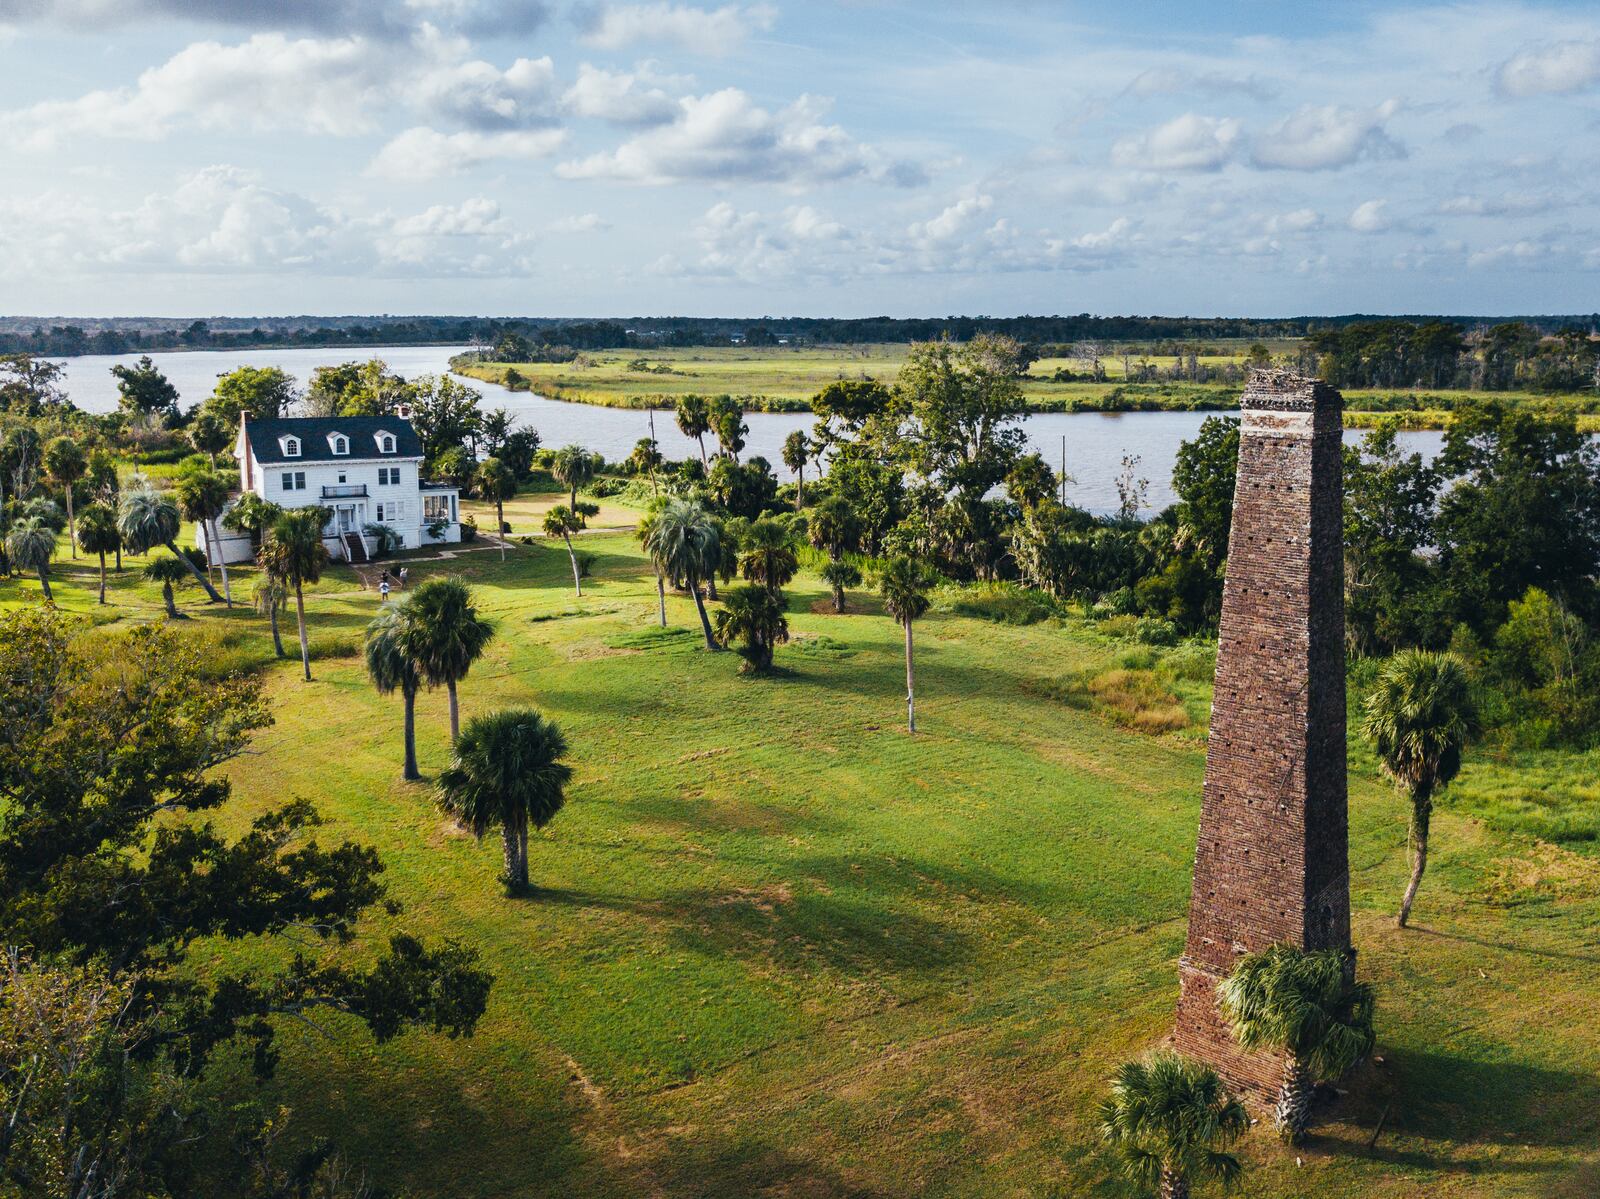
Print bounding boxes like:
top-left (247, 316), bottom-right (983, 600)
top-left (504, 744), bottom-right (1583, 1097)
top-left (453, 344), bottom-right (1600, 430)
top-left (3, 486), bottom-right (1598, 1197)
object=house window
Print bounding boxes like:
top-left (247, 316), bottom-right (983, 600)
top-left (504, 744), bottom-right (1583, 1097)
top-left (378, 467), bottom-right (400, 486)
top-left (281, 471), bottom-right (306, 492)
top-left (375, 503), bottom-right (385, 522)
top-left (337, 471), bottom-right (347, 484)
top-left (281, 436), bottom-right (300, 457)
top-left (376, 433), bottom-right (396, 454)
top-left (330, 434), bottom-right (349, 456)
top-left (424, 494), bottom-right (454, 523)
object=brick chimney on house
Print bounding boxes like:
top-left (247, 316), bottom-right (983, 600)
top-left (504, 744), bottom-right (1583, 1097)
top-left (1172, 370), bottom-right (1352, 1101)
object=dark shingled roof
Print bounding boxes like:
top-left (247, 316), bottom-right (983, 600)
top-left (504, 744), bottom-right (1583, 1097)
top-left (245, 416), bottom-right (423, 465)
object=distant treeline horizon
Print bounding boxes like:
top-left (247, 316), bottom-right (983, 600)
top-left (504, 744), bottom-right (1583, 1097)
top-left (3, 310), bottom-right (1598, 358)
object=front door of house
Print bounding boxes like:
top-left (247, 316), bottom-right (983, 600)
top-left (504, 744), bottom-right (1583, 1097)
top-left (337, 505), bottom-right (354, 533)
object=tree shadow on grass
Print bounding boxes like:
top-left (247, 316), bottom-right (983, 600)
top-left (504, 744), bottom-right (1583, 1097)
top-left (640, 1134), bottom-right (894, 1199)
top-left (1408, 923), bottom-right (1600, 967)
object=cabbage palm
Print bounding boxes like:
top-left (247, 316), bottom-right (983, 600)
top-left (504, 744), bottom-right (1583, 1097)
top-left (117, 485), bottom-right (223, 603)
top-left (879, 556), bottom-right (936, 732)
top-left (642, 498), bottom-right (721, 649)
top-left (1361, 650), bottom-right (1479, 928)
top-left (1217, 944), bottom-right (1376, 1143)
top-left (1099, 1052), bottom-right (1247, 1199)
top-left (550, 444), bottom-right (596, 510)
top-left (636, 506), bottom-right (668, 626)
top-left (76, 502), bottom-right (120, 605)
top-left (43, 436), bottom-right (85, 558)
top-left (259, 506), bottom-right (330, 682)
top-left (175, 469), bottom-right (233, 605)
top-left (782, 429), bottom-right (811, 510)
top-left (142, 554), bottom-right (191, 618)
top-left (477, 455), bottom-right (516, 561)
top-left (820, 559), bottom-right (861, 613)
top-left (253, 575), bottom-right (288, 659)
top-left (739, 515), bottom-right (799, 596)
top-left (806, 495), bottom-right (860, 563)
top-left (543, 504), bottom-right (587, 597)
top-left (398, 576), bottom-right (495, 743)
top-left (366, 601), bottom-right (423, 781)
top-left (222, 492), bottom-right (282, 555)
top-left (6, 517), bottom-right (58, 602)
top-left (713, 583), bottom-right (788, 673)
top-left (436, 708), bottom-right (571, 893)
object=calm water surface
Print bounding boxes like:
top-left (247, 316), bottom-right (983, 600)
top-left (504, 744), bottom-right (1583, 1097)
top-left (58, 345), bottom-right (1443, 514)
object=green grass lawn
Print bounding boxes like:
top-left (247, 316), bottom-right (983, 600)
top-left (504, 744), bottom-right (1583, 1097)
top-left (6, 493), bottom-right (1600, 1197)
top-left (454, 344), bottom-right (1600, 430)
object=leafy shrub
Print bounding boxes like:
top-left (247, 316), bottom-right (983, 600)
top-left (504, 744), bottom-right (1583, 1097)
top-left (939, 581), bottom-right (1065, 625)
top-left (1133, 617), bottom-right (1180, 646)
top-left (1035, 666), bottom-right (1191, 734)
top-left (588, 477), bottom-right (627, 498)
top-left (575, 551), bottom-right (595, 579)
top-left (1161, 642), bottom-right (1217, 683)
top-left (459, 517), bottom-right (478, 542)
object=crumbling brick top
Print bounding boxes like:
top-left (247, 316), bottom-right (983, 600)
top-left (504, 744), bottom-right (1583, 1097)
top-left (1240, 369), bottom-right (1343, 413)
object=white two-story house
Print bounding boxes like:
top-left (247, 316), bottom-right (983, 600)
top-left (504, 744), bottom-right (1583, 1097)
top-left (202, 415), bottom-right (461, 564)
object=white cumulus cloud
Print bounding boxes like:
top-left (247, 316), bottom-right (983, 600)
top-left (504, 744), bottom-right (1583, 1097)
top-left (1111, 113), bottom-right (1240, 171)
top-left (1251, 99), bottom-right (1403, 171)
top-left (562, 63), bottom-right (682, 125)
top-left (1497, 40), bottom-right (1600, 97)
top-left (577, 2), bottom-right (775, 56)
top-left (368, 126), bottom-right (567, 179)
top-left (1348, 199), bottom-right (1391, 234)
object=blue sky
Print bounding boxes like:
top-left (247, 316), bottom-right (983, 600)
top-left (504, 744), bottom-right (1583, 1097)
top-left (2, 1), bottom-right (1598, 318)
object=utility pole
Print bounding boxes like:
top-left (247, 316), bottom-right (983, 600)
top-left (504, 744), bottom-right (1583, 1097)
top-left (1059, 435), bottom-right (1067, 505)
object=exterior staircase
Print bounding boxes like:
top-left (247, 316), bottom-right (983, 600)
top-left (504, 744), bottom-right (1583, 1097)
top-left (342, 532), bottom-right (369, 564)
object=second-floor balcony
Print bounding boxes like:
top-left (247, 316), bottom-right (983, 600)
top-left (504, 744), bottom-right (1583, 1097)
top-left (321, 484), bottom-right (368, 498)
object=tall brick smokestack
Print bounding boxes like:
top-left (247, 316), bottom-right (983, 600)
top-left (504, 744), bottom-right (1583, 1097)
top-left (1173, 370), bottom-right (1351, 1100)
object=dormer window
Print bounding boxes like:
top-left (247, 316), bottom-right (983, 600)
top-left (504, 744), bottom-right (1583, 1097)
top-left (329, 433), bottom-right (349, 456)
top-left (375, 432), bottom-right (396, 454)
top-left (280, 436), bottom-right (301, 457)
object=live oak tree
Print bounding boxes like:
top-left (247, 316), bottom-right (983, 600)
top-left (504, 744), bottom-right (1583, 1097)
top-left (0, 607), bottom-right (491, 1120)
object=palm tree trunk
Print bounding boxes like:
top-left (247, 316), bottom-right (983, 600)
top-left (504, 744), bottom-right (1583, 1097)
top-left (563, 533), bottom-right (582, 596)
top-left (294, 581), bottom-right (311, 682)
top-left (162, 581), bottom-right (178, 618)
top-left (568, 485), bottom-right (577, 510)
top-left (496, 499), bottom-right (506, 561)
top-left (209, 518), bottom-right (233, 606)
top-left (832, 585), bottom-right (845, 613)
top-left (403, 681), bottom-right (422, 784)
top-left (796, 465), bottom-right (803, 511)
top-left (657, 573), bottom-right (667, 627)
top-left (1158, 1165), bottom-right (1189, 1199)
top-left (501, 826), bottom-right (520, 889)
top-left (696, 434), bottom-right (707, 467)
top-left (268, 601), bottom-right (286, 658)
top-left (1275, 1055), bottom-right (1313, 1144)
top-left (516, 811), bottom-right (530, 891)
top-left (690, 574), bottom-right (718, 650)
top-left (1399, 791), bottom-right (1432, 929)
top-left (165, 540), bottom-right (223, 603)
top-left (97, 552), bottom-right (107, 604)
top-left (447, 679), bottom-right (460, 743)
top-left (904, 620), bottom-right (916, 733)
top-left (115, 543), bottom-right (122, 572)
top-left (37, 566), bottom-right (52, 602)
top-left (65, 489), bottom-right (76, 558)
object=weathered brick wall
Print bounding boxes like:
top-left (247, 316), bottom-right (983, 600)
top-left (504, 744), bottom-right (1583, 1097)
top-left (1173, 370), bottom-right (1351, 1102)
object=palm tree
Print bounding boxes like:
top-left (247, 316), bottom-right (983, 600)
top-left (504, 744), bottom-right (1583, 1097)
top-left (436, 708), bottom-right (571, 894)
top-left (806, 494), bottom-right (860, 562)
top-left (629, 437), bottom-right (663, 497)
top-left (543, 504), bottom-right (585, 597)
top-left (642, 498), bottom-right (721, 650)
top-left (1217, 944), bottom-right (1376, 1143)
top-left (85, 450), bottom-right (122, 570)
top-left (713, 583), bottom-right (789, 673)
top-left (1362, 650), bottom-right (1480, 928)
top-left (366, 602), bottom-right (423, 781)
top-left (6, 518), bottom-right (58, 601)
top-left (253, 575), bottom-right (288, 658)
top-left (76, 502), bottom-right (120, 604)
top-left (1099, 1052), bottom-right (1247, 1199)
top-left (820, 559), bottom-right (861, 613)
top-left (739, 515), bottom-right (799, 596)
top-left (118, 485), bottom-right (224, 603)
top-left (879, 556), bottom-right (936, 733)
top-left (142, 554), bottom-right (192, 618)
top-left (477, 456), bottom-right (516, 561)
top-left (398, 576), bottom-right (495, 743)
top-left (43, 436), bottom-right (86, 559)
top-left (259, 506), bottom-right (330, 682)
top-left (637, 506), bottom-right (668, 627)
top-left (782, 429), bottom-right (811, 510)
top-left (550, 444), bottom-right (596, 511)
top-left (674, 394), bottom-right (711, 467)
top-left (222, 493), bottom-right (282, 555)
top-left (175, 469), bottom-right (233, 606)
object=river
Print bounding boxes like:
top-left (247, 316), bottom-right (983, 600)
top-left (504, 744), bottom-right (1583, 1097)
top-left (55, 345), bottom-right (1442, 514)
